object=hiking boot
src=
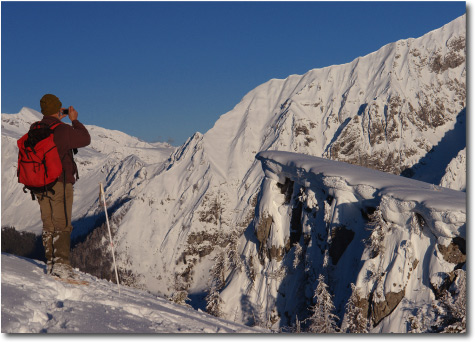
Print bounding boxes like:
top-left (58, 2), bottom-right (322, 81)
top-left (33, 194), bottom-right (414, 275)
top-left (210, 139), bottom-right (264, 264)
top-left (51, 263), bottom-right (77, 279)
top-left (52, 231), bottom-right (71, 265)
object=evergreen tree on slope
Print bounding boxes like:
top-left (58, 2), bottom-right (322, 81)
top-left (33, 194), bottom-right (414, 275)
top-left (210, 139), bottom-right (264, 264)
top-left (205, 251), bottom-right (227, 318)
top-left (344, 283), bottom-right (369, 333)
top-left (437, 269), bottom-right (466, 333)
top-left (308, 274), bottom-right (339, 333)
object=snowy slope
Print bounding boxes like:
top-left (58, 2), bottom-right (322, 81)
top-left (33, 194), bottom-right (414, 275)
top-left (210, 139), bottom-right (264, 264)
top-left (1, 253), bottom-right (265, 333)
top-left (217, 151), bottom-right (465, 332)
top-left (1, 107), bottom-right (176, 236)
top-left (86, 14), bottom-right (466, 300)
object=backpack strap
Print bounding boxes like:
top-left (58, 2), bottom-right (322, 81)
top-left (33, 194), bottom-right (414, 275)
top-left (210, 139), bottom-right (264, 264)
top-left (23, 186), bottom-right (36, 201)
top-left (29, 121), bottom-right (61, 131)
top-left (49, 122), bottom-right (62, 130)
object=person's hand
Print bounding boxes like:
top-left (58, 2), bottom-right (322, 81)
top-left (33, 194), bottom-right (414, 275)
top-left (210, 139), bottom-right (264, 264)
top-left (59, 108), bottom-right (68, 121)
top-left (68, 106), bottom-right (78, 121)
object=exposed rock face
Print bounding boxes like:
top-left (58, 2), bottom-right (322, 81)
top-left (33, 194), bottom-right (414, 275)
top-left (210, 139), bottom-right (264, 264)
top-left (256, 215), bottom-right (273, 246)
top-left (371, 289), bottom-right (406, 326)
top-left (438, 237), bottom-right (466, 265)
top-left (428, 237), bottom-right (466, 299)
top-left (329, 225), bottom-right (355, 265)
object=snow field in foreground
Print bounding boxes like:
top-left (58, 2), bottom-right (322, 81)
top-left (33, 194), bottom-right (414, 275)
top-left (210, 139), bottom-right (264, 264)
top-left (1, 253), bottom-right (265, 334)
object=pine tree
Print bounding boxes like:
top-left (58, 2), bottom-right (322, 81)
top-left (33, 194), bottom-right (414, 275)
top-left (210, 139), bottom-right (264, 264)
top-left (251, 300), bottom-right (267, 328)
top-left (170, 290), bottom-right (191, 307)
top-left (364, 208), bottom-right (388, 258)
top-left (205, 251), bottom-right (227, 318)
top-left (323, 201), bottom-right (333, 224)
top-left (210, 250), bottom-right (227, 289)
top-left (226, 231), bottom-right (243, 271)
top-left (439, 270), bottom-right (466, 333)
top-left (205, 284), bottom-right (224, 318)
top-left (344, 283), bottom-right (369, 333)
top-left (408, 307), bottom-right (429, 333)
top-left (410, 212), bottom-right (425, 235)
top-left (293, 243), bottom-right (303, 269)
top-left (295, 316), bottom-right (302, 333)
top-left (307, 274), bottom-right (339, 333)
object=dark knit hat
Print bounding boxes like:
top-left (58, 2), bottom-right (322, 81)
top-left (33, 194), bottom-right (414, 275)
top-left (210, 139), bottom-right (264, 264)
top-left (40, 94), bottom-right (62, 116)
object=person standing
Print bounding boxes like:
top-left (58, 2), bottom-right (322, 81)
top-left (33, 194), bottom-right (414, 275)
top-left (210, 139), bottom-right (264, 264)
top-left (37, 94), bottom-right (91, 278)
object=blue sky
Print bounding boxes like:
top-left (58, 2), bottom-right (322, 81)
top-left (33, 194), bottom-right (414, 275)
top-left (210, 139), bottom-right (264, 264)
top-left (1, 1), bottom-right (466, 145)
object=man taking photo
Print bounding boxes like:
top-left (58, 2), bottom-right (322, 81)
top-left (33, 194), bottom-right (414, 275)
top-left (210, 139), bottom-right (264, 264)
top-left (36, 94), bottom-right (91, 279)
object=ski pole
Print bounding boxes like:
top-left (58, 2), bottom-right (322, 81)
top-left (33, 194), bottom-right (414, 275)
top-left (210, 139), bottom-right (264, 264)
top-left (100, 183), bottom-right (121, 296)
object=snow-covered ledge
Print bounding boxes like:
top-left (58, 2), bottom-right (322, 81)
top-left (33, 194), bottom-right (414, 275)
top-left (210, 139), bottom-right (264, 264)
top-left (256, 151), bottom-right (466, 239)
top-left (225, 150), bottom-right (466, 332)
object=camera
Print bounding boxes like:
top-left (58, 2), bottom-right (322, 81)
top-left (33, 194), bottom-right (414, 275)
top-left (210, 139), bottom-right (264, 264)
top-left (63, 109), bottom-right (69, 115)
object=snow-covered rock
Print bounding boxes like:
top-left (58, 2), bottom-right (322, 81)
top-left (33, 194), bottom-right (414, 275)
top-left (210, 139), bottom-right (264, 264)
top-left (218, 151), bottom-right (465, 332)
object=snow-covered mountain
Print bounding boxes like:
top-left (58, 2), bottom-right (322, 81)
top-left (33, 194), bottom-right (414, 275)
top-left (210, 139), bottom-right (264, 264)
top-left (1, 107), bottom-right (175, 236)
top-left (219, 151), bottom-right (465, 332)
top-left (1, 253), bottom-right (265, 333)
top-left (1, 14), bottom-right (466, 333)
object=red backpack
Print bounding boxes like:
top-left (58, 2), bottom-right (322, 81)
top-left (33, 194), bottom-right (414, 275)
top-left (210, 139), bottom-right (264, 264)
top-left (17, 122), bottom-right (63, 199)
